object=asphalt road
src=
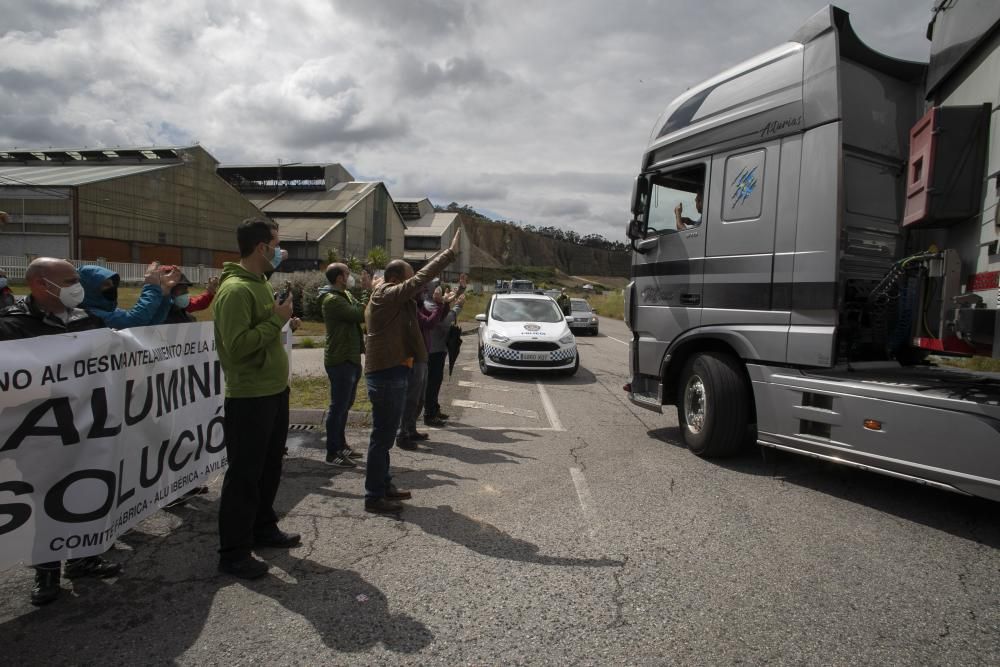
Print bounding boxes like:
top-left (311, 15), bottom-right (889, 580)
top-left (2, 317), bottom-right (999, 665)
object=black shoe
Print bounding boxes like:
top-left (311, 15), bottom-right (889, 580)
top-left (254, 529), bottom-right (301, 548)
top-left (436, 412), bottom-right (449, 420)
top-left (424, 417), bottom-right (446, 427)
top-left (364, 497), bottom-right (403, 514)
top-left (325, 452), bottom-right (357, 468)
top-left (395, 439), bottom-right (418, 451)
top-left (343, 446), bottom-right (363, 459)
top-left (31, 568), bottom-right (61, 606)
top-left (64, 556), bottom-right (122, 579)
top-left (411, 431), bottom-right (429, 441)
top-left (386, 484), bottom-right (412, 500)
top-left (218, 556), bottom-right (269, 579)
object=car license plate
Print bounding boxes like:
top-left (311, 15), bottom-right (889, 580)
top-left (521, 352), bottom-right (547, 361)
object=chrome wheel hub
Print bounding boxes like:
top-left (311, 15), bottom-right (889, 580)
top-left (683, 375), bottom-right (706, 434)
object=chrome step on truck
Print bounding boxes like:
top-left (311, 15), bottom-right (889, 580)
top-left (623, 4), bottom-right (1000, 501)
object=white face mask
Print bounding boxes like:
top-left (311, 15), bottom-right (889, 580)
top-left (346, 274), bottom-right (356, 289)
top-left (45, 278), bottom-right (85, 309)
top-left (174, 293), bottom-right (191, 309)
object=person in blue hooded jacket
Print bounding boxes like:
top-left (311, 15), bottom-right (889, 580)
top-left (79, 261), bottom-right (178, 329)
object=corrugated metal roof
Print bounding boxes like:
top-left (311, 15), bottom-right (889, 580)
top-left (255, 182), bottom-right (378, 215)
top-left (271, 217), bottom-right (342, 242)
top-left (403, 211), bottom-right (459, 236)
top-left (0, 163), bottom-right (178, 187)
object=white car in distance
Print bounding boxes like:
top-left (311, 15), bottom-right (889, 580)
top-left (476, 293), bottom-right (579, 376)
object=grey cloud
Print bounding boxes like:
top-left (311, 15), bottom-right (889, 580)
top-left (0, 113), bottom-right (90, 147)
top-left (398, 54), bottom-right (512, 97)
top-left (0, 0), bottom-right (97, 34)
top-left (538, 199), bottom-right (592, 218)
top-left (333, 0), bottom-right (477, 34)
top-left (484, 172), bottom-right (634, 198)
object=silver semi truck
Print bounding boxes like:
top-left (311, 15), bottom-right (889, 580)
top-left (625, 4), bottom-right (1000, 501)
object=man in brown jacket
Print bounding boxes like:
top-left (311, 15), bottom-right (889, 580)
top-left (363, 227), bottom-right (461, 513)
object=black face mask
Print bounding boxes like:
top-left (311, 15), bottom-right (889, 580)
top-left (102, 287), bottom-right (117, 303)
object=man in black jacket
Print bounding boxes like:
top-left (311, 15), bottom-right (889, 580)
top-left (0, 257), bottom-right (123, 605)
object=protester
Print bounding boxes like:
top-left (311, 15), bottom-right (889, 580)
top-left (557, 289), bottom-right (571, 316)
top-left (159, 267), bottom-right (197, 324)
top-left (0, 268), bottom-right (15, 308)
top-left (319, 263), bottom-right (372, 468)
top-left (424, 282), bottom-right (466, 426)
top-left (395, 281), bottom-right (448, 450)
top-left (213, 219), bottom-right (302, 579)
top-left (185, 275), bottom-right (219, 314)
top-left (0, 258), bottom-right (121, 606)
top-left (79, 261), bottom-right (177, 328)
top-left (363, 227), bottom-right (461, 513)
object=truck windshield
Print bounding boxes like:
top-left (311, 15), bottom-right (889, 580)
top-left (492, 298), bottom-right (563, 323)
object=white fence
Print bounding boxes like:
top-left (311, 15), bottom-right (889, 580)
top-left (0, 255), bottom-right (223, 285)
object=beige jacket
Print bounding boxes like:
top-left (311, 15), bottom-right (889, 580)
top-left (364, 249), bottom-right (456, 374)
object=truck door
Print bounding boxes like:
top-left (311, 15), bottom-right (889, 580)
top-left (632, 162), bottom-right (709, 376)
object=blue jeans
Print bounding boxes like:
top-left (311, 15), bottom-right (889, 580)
top-left (365, 366), bottom-right (409, 499)
top-left (325, 361), bottom-right (360, 458)
top-left (398, 360), bottom-right (428, 439)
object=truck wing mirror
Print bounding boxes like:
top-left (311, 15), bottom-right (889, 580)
top-left (630, 174), bottom-right (647, 216)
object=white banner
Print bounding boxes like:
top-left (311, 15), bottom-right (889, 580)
top-left (0, 322), bottom-right (226, 567)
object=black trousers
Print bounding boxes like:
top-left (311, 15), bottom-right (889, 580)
top-left (425, 351), bottom-right (447, 419)
top-left (218, 388), bottom-right (290, 561)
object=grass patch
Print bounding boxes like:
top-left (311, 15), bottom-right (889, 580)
top-left (298, 336), bottom-right (317, 349)
top-left (289, 376), bottom-right (371, 412)
top-left (935, 356), bottom-right (1000, 372)
top-left (588, 292), bottom-right (624, 320)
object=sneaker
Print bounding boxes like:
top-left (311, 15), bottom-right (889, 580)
top-left (254, 529), bottom-right (301, 548)
top-left (395, 438), bottom-right (418, 451)
top-left (30, 568), bottom-right (61, 606)
top-left (364, 497), bottom-right (403, 514)
top-left (386, 484), bottom-right (412, 500)
top-left (424, 417), bottom-right (446, 427)
top-left (343, 446), bottom-right (363, 459)
top-left (218, 556), bottom-right (269, 579)
top-left (64, 556), bottom-right (122, 579)
top-left (325, 452), bottom-right (357, 468)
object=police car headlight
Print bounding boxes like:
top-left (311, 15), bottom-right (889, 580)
top-left (490, 332), bottom-right (510, 344)
top-left (558, 333), bottom-right (575, 345)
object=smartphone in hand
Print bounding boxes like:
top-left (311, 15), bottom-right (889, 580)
top-left (277, 280), bottom-right (292, 304)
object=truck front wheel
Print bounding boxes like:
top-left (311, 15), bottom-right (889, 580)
top-left (676, 352), bottom-right (751, 458)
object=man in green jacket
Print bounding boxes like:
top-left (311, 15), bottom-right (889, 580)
top-left (213, 218), bottom-right (302, 580)
top-left (320, 263), bottom-right (372, 468)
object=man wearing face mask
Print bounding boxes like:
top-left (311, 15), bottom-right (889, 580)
top-left (0, 268), bottom-right (15, 308)
top-left (213, 218), bottom-right (301, 579)
top-left (0, 257), bottom-right (122, 605)
top-left (319, 263), bottom-right (372, 468)
top-left (159, 267), bottom-right (197, 324)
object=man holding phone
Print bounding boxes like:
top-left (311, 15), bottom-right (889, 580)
top-left (213, 218), bottom-right (301, 579)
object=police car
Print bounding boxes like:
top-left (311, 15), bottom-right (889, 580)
top-left (476, 292), bottom-right (579, 375)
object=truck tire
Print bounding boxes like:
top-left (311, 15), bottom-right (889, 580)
top-left (676, 352), bottom-right (751, 458)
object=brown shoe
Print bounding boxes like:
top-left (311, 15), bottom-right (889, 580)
top-left (365, 497), bottom-right (403, 514)
top-left (386, 484), bottom-right (412, 500)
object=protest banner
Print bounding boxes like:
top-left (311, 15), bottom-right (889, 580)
top-left (0, 322), bottom-right (225, 567)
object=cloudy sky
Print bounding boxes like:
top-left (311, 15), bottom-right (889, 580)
top-left (0, 0), bottom-right (930, 241)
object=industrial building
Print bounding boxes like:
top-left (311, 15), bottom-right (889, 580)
top-left (217, 163), bottom-right (406, 272)
top-left (396, 198), bottom-right (469, 280)
top-left (0, 145), bottom-right (262, 266)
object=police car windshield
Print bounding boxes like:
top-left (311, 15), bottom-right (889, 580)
top-left (492, 298), bottom-right (564, 323)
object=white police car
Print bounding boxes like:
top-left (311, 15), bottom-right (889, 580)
top-left (475, 292), bottom-right (579, 376)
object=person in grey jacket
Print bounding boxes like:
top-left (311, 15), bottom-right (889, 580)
top-left (424, 283), bottom-right (465, 425)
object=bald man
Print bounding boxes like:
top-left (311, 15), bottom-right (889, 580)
top-left (0, 257), bottom-right (123, 605)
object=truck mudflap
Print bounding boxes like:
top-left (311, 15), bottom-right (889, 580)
top-left (749, 363), bottom-right (1000, 502)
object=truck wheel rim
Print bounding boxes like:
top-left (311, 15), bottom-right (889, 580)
top-left (684, 375), bottom-right (706, 433)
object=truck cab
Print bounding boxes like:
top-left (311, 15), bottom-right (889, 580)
top-left (624, 4), bottom-right (1000, 501)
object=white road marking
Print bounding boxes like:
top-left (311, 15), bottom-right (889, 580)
top-left (569, 467), bottom-right (597, 539)
top-left (458, 380), bottom-right (512, 392)
top-left (607, 335), bottom-right (629, 346)
top-left (451, 399), bottom-right (538, 419)
top-left (535, 380), bottom-right (565, 432)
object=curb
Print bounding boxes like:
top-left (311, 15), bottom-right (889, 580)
top-left (289, 408), bottom-right (371, 427)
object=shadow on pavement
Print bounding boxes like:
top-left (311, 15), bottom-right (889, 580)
top-left (647, 427), bottom-right (1000, 549)
top-left (402, 505), bottom-right (623, 567)
top-left (415, 437), bottom-right (538, 464)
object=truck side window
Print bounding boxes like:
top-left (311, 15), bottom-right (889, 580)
top-left (646, 164), bottom-right (706, 235)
